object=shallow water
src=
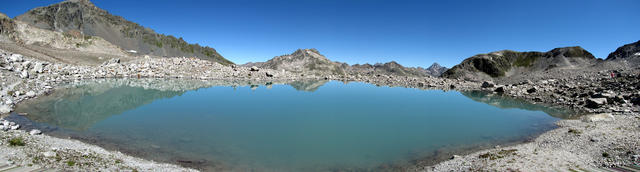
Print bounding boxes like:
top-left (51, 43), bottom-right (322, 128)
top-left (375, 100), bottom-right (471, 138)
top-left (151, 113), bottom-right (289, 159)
top-left (15, 79), bottom-right (570, 171)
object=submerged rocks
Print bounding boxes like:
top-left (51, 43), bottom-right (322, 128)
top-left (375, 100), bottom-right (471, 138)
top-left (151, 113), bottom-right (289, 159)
top-left (586, 98), bottom-right (608, 109)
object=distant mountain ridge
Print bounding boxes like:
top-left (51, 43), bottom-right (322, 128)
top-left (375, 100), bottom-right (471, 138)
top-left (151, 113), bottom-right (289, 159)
top-left (15, 0), bottom-right (232, 65)
top-left (244, 48), bottom-right (445, 77)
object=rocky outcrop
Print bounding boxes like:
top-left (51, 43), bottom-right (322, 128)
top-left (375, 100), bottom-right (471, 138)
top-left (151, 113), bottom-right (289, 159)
top-left (606, 40), bottom-right (640, 60)
top-left (442, 47), bottom-right (596, 80)
top-left (15, 0), bottom-right (232, 65)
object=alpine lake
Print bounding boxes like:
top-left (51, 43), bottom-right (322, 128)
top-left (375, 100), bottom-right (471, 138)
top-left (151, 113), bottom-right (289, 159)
top-left (10, 79), bottom-right (575, 171)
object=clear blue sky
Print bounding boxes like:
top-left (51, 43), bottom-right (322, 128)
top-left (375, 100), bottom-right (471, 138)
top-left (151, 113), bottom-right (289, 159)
top-left (2, 0), bottom-right (639, 67)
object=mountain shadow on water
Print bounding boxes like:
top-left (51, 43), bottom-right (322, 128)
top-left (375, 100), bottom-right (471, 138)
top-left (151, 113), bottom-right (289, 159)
top-left (461, 90), bottom-right (577, 119)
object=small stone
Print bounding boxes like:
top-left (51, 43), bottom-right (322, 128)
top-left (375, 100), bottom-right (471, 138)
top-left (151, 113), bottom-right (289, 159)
top-left (29, 129), bottom-right (42, 135)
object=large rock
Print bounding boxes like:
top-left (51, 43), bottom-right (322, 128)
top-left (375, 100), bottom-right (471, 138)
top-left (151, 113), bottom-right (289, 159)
top-left (585, 98), bottom-right (608, 108)
top-left (0, 104), bottom-right (11, 114)
top-left (32, 62), bottom-right (44, 73)
top-left (250, 66), bottom-right (259, 71)
top-left (29, 129), bottom-right (42, 135)
top-left (20, 70), bottom-right (29, 78)
top-left (8, 54), bottom-right (23, 62)
top-left (481, 81), bottom-right (495, 88)
top-left (582, 113), bottom-right (615, 122)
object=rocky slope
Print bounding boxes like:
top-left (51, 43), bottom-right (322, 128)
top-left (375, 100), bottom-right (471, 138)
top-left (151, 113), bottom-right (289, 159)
top-left (442, 46), bottom-right (597, 81)
top-left (15, 0), bottom-right (232, 65)
top-left (607, 40), bottom-right (640, 60)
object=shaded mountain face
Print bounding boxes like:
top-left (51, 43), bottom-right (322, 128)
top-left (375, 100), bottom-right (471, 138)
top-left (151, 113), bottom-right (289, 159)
top-left (606, 40), bottom-right (640, 60)
top-left (15, 0), bottom-right (232, 65)
top-left (442, 46), bottom-right (597, 80)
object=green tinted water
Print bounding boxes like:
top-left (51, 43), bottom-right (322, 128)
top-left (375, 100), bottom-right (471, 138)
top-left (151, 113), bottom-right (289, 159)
top-left (15, 79), bottom-right (570, 171)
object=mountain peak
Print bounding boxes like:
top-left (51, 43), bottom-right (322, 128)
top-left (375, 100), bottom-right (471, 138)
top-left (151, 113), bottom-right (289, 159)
top-left (66, 0), bottom-right (95, 6)
top-left (428, 62), bottom-right (442, 68)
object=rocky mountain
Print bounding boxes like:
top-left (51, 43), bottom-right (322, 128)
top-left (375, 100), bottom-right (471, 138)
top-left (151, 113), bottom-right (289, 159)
top-left (15, 0), bottom-right (232, 65)
top-left (245, 48), bottom-right (442, 77)
top-left (348, 61), bottom-right (432, 77)
top-left (442, 46), bottom-right (597, 80)
top-left (425, 63), bottom-right (447, 76)
top-left (1, 11), bottom-right (130, 65)
top-left (606, 40), bottom-right (640, 60)
top-left (248, 48), bottom-right (347, 75)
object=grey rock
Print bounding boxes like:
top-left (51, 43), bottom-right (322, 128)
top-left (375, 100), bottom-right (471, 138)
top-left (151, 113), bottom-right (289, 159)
top-left (26, 91), bottom-right (36, 97)
top-left (250, 66), bottom-right (259, 71)
top-left (265, 71), bottom-right (274, 77)
top-left (10, 124), bottom-right (19, 130)
top-left (582, 113), bottom-right (615, 122)
top-left (494, 86), bottom-right (505, 93)
top-left (32, 62), bottom-right (44, 73)
top-left (42, 151), bottom-right (56, 158)
top-left (8, 54), bottom-right (23, 62)
top-left (0, 105), bottom-right (11, 114)
top-left (481, 81), bottom-right (495, 88)
top-left (20, 70), bottom-right (29, 78)
top-left (29, 129), bottom-right (42, 135)
top-left (586, 98), bottom-right (608, 108)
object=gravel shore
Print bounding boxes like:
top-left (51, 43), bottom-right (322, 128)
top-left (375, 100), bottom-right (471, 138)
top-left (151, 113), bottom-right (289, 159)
top-left (1, 48), bottom-right (639, 171)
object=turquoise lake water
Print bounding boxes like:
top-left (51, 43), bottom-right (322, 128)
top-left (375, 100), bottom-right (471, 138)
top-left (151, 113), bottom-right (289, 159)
top-left (15, 79), bottom-right (570, 171)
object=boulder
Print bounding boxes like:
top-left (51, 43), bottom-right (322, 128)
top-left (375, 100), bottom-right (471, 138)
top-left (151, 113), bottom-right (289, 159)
top-left (102, 58), bottom-right (120, 66)
top-left (20, 70), bottom-right (29, 78)
top-left (494, 86), bottom-right (505, 93)
top-left (265, 71), bottom-right (274, 77)
top-left (10, 124), bottom-right (19, 130)
top-left (250, 66), bottom-right (259, 71)
top-left (481, 81), bottom-right (495, 88)
top-left (32, 62), bottom-right (44, 73)
top-left (26, 91), bottom-right (36, 97)
top-left (0, 125), bottom-right (6, 131)
top-left (0, 104), bottom-right (11, 114)
top-left (42, 151), bottom-right (56, 158)
top-left (631, 97), bottom-right (640, 106)
top-left (582, 113), bottom-right (615, 122)
top-left (8, 54), bottom-right (23, 62)
top-left (526, 87), bottom-right (537, 93)
top-left (29, 129), bottom-right (42, 135)
top-left (585, 98), bottom-right (608, 108)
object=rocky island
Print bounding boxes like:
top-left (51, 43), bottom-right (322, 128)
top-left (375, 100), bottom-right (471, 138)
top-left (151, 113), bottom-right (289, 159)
top-left (1, 0), bottom-right (639, 171)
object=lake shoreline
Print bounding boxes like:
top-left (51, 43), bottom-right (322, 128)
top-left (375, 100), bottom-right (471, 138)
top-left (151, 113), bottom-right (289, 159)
top-left (1, 49), bottom-right (639, 171)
